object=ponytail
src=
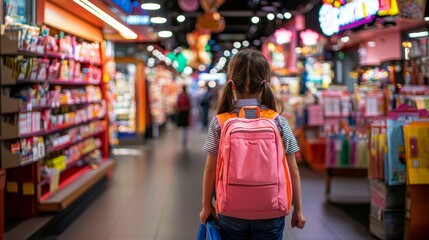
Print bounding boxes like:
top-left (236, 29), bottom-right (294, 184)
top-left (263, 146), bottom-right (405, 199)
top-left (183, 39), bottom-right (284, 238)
top-left (260, 83), bottom-right (283, 114)
top-left (217, 81), bottom-right (235, 114)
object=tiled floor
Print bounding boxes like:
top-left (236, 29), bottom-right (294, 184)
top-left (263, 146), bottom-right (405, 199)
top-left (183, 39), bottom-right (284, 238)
top-left (57, 125), bottom-right (376, 240)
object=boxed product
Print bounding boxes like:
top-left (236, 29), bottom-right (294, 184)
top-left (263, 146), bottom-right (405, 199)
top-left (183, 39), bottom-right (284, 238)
top-left (370, 211), bottom-right (404, 240)
top-left (370, 179), bottom-right (406, 210)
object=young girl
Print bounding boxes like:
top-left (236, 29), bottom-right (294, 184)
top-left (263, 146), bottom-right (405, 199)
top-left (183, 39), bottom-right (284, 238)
top-left (200, 49), bottom-right (306, 239)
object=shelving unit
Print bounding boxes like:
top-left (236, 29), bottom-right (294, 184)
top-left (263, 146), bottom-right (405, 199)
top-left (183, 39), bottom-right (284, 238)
top-left (1, 27), bottom-right (113, 218)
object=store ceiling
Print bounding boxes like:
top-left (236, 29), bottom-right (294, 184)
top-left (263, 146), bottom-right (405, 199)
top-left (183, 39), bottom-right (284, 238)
top-left (164, 0), bottom-right (318, 49)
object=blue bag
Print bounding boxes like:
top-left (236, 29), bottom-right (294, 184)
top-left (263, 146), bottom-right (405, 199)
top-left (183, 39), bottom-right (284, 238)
top-left (197, 216), bottom-right (221, 240)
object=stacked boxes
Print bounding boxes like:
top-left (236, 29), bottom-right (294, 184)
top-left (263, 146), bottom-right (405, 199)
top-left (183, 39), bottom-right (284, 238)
top-left (369, 180), bottom-right (405, 240)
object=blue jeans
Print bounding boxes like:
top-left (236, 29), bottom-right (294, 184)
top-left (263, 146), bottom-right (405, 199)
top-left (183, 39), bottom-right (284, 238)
top-left (218, 215), bottom-right (285, 240)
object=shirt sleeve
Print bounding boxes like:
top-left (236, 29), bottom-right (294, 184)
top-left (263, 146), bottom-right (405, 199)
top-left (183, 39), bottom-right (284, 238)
top-left (202, 117), bottom-right (221, 155)
top-left (277, 115), bottom-right (300, 155)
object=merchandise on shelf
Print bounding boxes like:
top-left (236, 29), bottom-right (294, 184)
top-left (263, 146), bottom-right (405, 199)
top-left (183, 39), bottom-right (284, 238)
top-left (3, 56), bottom-right (102, 84)
top-left (146, 65), bottom-right (178, 125)
top-left (112, 70), bottom-right (136, 135)
top-left (3, 24), bottom-right (101, 64)
top-left (1, 101), bottom-right (106, 137)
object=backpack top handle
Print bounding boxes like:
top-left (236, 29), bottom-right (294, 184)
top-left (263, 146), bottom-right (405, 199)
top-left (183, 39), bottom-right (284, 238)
top-left (239, 106), bottom-right (261, 118)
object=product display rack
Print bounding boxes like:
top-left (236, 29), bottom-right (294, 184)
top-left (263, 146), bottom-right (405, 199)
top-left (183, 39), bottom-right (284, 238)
top-left (0, 27), bottom-right (114, 218)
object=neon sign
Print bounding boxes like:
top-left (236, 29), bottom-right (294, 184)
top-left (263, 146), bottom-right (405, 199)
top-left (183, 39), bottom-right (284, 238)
top-left (319, 0), bottom-right (380, 36)
top-left (300, 30), bottom-right (319, 46)
top-left (126, 15), bottom-right (150, 25)
top-left (274, 28), bottom-right (292, 45)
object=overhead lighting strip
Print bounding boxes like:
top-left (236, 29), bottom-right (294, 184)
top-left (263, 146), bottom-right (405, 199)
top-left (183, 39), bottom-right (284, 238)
top-left (73, 0), bottom-right (137, 39)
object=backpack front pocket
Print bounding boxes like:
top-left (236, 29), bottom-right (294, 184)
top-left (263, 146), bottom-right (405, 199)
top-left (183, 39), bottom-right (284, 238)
top-left (226, 183), bottom-right (279, 212)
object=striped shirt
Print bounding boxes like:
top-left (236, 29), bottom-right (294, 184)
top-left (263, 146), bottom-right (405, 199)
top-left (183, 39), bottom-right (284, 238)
top-left (202, 99), bottom-right (300, 156)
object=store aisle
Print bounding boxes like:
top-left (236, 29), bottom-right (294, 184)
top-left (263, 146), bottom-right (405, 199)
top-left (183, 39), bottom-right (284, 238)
top-left (57, 124), bottom-right (375, 240)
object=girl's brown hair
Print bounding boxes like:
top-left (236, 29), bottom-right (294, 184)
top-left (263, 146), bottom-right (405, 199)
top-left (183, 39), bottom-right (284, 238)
top-left (217, 49), bottom-right (280, 114)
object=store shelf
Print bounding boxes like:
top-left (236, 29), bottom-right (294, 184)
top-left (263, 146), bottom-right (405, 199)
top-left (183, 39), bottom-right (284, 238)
top-left (1, 96), bottom-right (102, 114)
top-left (0, 141), bottom-right (44, 169)
top-left (46, 127), bottom-right (106, 154)
top-left (39, 159), bottom-right (115, 212)
top-left (0, 36), bottom-right (101, 66)
top-left (1, 115), bottom-right (105, 140)
top-left (48, 79), bottom-right (101, 86)
top-left (1, 63), bottom-right (100, 86)
top-left (63, 141), bottom-right (103, 170)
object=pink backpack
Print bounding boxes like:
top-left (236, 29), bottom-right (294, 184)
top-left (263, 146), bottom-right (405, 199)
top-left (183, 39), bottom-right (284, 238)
top-left (216, 106), bottom-right (293, 220)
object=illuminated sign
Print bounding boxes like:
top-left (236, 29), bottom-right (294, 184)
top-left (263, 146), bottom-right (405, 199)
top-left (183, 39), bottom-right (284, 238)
top-left (319, 0), bottom-right (380, 36)
top-left (300, 30), bottom-right (319, 46)
top-left (110, 0), bottom-right (131, 14)
top-left (126, 15), bottom-right (150, 25)
top-left (274, 28), bottom-right (292, 45)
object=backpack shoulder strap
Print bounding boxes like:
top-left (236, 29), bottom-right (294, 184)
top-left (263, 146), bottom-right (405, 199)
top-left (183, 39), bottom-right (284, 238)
top-left (216, 112), bottom-right (237, 128)
top-left (260, 109), bottom-right (279, 120)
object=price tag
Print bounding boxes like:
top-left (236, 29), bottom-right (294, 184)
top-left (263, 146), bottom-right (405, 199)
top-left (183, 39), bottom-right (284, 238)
top-left (22, 182), bottom-right (35, 195)
top-left (6, 182), bottom-right (18, 193)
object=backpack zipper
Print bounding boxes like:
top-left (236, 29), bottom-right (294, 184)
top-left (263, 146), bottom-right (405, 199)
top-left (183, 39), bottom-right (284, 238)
top-left (231, 127), bottom-right (274, 134)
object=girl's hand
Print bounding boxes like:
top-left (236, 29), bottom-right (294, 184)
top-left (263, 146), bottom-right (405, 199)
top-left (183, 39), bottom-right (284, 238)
top-left (291, 210), bottom-right (306, 229)
top-left (199, 205), bottom-right (217, 224)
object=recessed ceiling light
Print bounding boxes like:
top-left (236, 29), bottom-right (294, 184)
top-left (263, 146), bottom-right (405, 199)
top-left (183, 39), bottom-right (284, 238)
top-left (284, 12), bottom-right (292, 19)
top-left (177, 15), bottom-right (185, 22)
top-left (242, 40), bottom-right (249, 47)
top-left (141, 3), bottom-right (160, 10)
top-left (341, 36), bottom-right (350, 43)
top-left (150, 17), bottom-right (167, 24)
top-left (147, 45), bottom-right (154, 52)
top-left (409, 31), bottom-right (429, 38)
top-left (267, 13), bottom-right (275, 20)
top-left (158, 30), bottom-right (172, 38)
top-left (251, 16), bottom-right (260, 24)
top-left (253, 39), bottom-right (261, 46)
top-left (232, 48), bottom-right (238, 54)
top-left (277, 13), bottom-right (284, 19)
top-left (224, 50), bottom-right (231, 57)
top-left (233, 41), bottom-right (241, 48)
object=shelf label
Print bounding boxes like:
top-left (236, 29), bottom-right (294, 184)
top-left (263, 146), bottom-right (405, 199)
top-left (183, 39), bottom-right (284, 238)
top-left (6, 182), bottom-right (18, 193)
top-left (22, 182), bottom-right (35, 195)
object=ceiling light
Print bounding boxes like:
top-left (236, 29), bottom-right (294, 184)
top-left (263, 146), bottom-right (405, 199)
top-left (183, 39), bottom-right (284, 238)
top-left (219, 57), bottom-right (227, 63)
top-left (284, 12), bottom-right (292, 19)
top-left (267, 13), bottom-right (275, 20)
top-left (277, 13), bottom-right (284, 19)
top-left (231, 48), bottom-right (238, 54)
top-left (172, 61), bottom-right (179, 68)
top-left (224, 50), bottom-right (231, 57)
top-left (425, 17), bottom-right (429, 21)
top-left (368, 41), bottom-right (376, 47)
top-left (251, 16), bottom-right (260, 24)
top-left (177, 15), bottom-right (185, 22)
top-left (158, 30), bottom-right (172, 38)
top-left (73, 0), bottom-right (137, 39)
top-left (253, 39), bottom-right (261, 46)
top-left (409, 31), bottom-right (429, 38)
top-left (150, 16), bottom-right (167, 24)
top-left (147, 45), bottom-right (154, 52)
top-left (183, 66), bottom-right (193, 75)
top-left (208, 80), bottom-right (217, 88)
top-left (242, 40), bottom-right (249, 47)
top-left (341, 36), bottom-right (350, 43)
top-left (141, 3), bottom-right (161, 10)
top-left (233, 41), bottom-right (241, 48)
top-left (198, 65), bottom-right (206, 71)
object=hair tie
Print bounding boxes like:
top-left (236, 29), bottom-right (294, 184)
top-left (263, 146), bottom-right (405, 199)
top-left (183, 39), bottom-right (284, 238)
top-left (228, 79), bottom-right (236, 90)
top-left (260, 80), bottom-right (268, 85)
